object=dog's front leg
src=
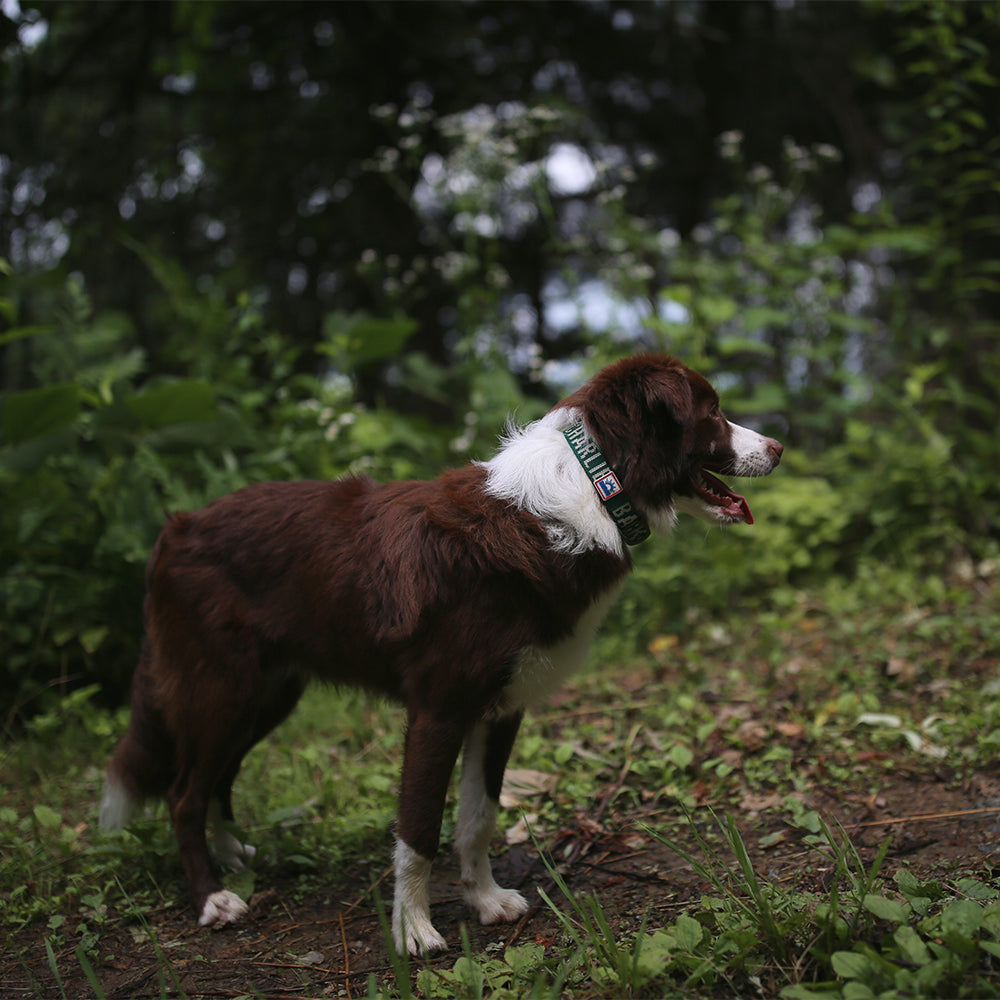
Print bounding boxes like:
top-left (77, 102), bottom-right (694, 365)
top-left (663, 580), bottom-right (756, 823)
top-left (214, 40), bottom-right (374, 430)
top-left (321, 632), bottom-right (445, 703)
top-left (456, 714), bottom-right (530, 925)
top-left (392, 711), bottom-right (466, 955)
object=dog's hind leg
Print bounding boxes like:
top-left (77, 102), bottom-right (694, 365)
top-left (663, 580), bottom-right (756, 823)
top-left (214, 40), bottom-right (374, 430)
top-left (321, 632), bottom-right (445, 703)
top-left (209, 676), bottom-right (306, 870)
top-left (456, 714), bottom-right (530, 926)
top-left (392, 710), bottom-right (467, 955)
top-left (169, 765), bottom-right (248, 929)
top-left (166, 680), bottom-right (259, 930)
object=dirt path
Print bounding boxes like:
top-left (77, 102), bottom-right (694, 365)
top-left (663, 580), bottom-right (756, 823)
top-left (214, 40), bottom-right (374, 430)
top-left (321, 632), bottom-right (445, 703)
top-left (7, 766), bottom-right (1000, 999)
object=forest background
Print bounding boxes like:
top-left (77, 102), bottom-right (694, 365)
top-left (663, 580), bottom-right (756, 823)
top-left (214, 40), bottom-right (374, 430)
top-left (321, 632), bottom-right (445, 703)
top-left (1, 0), bottom-right (999, 722)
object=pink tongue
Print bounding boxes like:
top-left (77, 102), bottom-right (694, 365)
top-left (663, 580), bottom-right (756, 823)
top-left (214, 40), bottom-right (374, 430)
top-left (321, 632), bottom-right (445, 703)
top-left (703, 471), bottom-right (753, 525)
top-left (735, 493), bottom-right (753, 525)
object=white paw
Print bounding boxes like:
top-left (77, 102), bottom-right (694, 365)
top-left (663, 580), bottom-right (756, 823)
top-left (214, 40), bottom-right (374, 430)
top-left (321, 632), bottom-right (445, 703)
top-left (466, 885), bottom-right (530, 926)
top-left (198, 890), bottom-right (249, 929)
top-left (392, 909), bottom-right (448, 956)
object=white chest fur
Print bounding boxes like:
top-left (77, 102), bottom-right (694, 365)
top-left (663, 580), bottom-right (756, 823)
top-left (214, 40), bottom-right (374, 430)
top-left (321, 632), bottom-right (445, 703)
top-left (499, 584), bottom-right (624, 714)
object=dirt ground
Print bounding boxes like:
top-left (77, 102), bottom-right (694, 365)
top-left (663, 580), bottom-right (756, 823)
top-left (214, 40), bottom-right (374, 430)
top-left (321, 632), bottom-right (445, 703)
top-left (6, 764), bottom-right (1000, 1000)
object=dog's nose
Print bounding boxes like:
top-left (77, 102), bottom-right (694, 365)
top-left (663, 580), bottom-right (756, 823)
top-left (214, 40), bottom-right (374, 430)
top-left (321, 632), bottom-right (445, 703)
top-left (766, 438), bottom-right (784, 464)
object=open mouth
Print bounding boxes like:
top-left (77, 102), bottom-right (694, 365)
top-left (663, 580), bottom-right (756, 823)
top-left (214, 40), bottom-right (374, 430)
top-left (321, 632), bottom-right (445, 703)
top-left (693, 469), bottom-right (753, 524)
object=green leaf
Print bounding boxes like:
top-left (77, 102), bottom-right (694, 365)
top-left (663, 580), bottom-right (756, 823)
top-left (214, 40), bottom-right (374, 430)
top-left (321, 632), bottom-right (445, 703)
top-left (80, 626), bottom-right (109, 654)
top-left (673, 914), bottom-right (703, 951)
top-left (0, 384), bottom-right (80, 444)
top-left (740, 306), bottom-right (791, 331)
top-left (955, 877), bottom-right (998, 901)
top-left (842, 983), bottom-right (878, 1000)
top-left (893, 925), bottom-right (930, 966)
top-left (831, 950), bottom-right (874, 979)
top-left (0, 426), bottom-right (77, 472)
top-left (863, 893), bottom-right (909, 923)
top-left (941, 899), bottom-right (983, 938)
top-left (125, 379), bottom-right (217, 427)
top-left (503, 943), bottom-right (543, 978)
top-left (697, 296), bottom-right (738, 325)
top-left (227, 868), bottom-right (256, 901)
top-left (727, 383), bottom-right (787, 415)
top-left (320, 312), bottom-right (418, 367)
top-left (894, 869), bottom-right (943, 901)
top-left (266, 806), bottom-right (306, 826)
top-left (717, 335), bottom-right (775, 358)
top-left (636, 930), bottom-right (674, 978)
top-left (33, 804), bottom-right (63, 830)
top-left (0, 323), bottom-right (53, 346)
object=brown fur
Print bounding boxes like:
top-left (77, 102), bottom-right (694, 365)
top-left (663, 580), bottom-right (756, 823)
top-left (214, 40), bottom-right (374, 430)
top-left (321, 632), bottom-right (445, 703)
top-left (103, 352), bottom-right (782, 936)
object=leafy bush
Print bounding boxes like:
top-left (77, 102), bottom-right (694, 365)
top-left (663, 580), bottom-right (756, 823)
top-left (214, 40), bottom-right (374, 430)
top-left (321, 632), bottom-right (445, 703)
top-left (6, 250), bottom-right (1000, 718)
top-left (5, 93), bottom-right (1000, 716)
top-left (0, 266), bottom-right (454, 718)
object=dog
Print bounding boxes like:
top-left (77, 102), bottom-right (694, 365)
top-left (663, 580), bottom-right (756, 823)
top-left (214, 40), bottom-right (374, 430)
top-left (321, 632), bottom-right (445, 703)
top-left (99, 352), bottom-right (783, 955)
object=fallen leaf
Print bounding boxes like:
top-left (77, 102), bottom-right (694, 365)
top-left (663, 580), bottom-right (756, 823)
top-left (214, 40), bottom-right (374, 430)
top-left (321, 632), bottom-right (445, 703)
top-left (505, 813), bottom-right (539, 845)
top-left (574, 814), bottom-right (605, 837)
top-left (886, 656), bottom-right (916, 682)
top-left (692, 779), bottom-right (712, 804)
top-left (734, 719), bottom-right (768, 751)
top-left (857, 712), bottom-right (902, 728)
top-left (500, 768), bottom-right (558, 808)
top-left (740, 791), bottom-right (783, 814)
top-left (758, 830), bottom-right (789, 849)
top-left (776, 721), bottom-right (806, 739)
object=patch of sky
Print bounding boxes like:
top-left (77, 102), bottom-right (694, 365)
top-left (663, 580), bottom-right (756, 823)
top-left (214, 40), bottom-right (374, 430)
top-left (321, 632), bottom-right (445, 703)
top-left (544, 276), bottom-right (651, 342)
top-left (2, 0), bottom-right (47, 49)
top-left (545, 143), bottom-right (596, 196)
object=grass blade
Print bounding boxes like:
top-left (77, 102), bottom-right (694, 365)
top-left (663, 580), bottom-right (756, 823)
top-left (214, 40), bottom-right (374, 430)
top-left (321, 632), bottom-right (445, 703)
top-left (74, 945), bottom-right (107, 1000)
top-left (44, 937), bottom-right (68, 1000)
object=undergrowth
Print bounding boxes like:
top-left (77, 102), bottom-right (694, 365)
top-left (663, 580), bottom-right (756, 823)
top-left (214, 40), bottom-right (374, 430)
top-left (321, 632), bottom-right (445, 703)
top-left (417, 817), bottom-right (1000, 1000)
top-left (3, 569), bottom-right (1000, 997)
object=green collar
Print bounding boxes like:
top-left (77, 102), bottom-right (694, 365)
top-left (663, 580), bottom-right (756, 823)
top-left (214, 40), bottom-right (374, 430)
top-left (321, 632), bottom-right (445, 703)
top-left (562, 420), bottom-right (650, 546)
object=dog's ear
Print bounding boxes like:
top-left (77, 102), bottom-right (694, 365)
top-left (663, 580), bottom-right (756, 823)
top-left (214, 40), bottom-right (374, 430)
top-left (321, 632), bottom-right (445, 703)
top-left (639, 366), bottom-right (694, 445)
top-left (616, 365), bottom-right (693, 494)
top-left (574, 357), bottom-right (694, 500)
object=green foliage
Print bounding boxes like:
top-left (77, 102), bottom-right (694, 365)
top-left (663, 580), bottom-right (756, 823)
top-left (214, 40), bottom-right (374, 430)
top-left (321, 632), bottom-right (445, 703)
top-left (4, 5), bottom-right (1000, 996)
top-left (0, 263), bottom-right (473, 717)
top-left (3, 2), bottom-right (1000, 717)
top-left (612, 403), bottom-right (1000, 650)
top-left (644, 133), bottom-right (874, 452)
top-left (891, 0), bottom-right (1000, 310)
top-left (417, 941), bottom-right (570, 1000)
top-left (580, 93), bottom-right (998, 649)
top-left (415, 812), bottom-right (1000, 999)
top-left (785, 871), bottom-right (1000, 999)
top-left (4, 577), bottom-right (1000, 996)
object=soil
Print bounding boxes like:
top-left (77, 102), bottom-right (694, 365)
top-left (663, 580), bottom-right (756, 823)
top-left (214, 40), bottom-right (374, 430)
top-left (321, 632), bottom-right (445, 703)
top-left (6, 765), bottom-right (1000, 999)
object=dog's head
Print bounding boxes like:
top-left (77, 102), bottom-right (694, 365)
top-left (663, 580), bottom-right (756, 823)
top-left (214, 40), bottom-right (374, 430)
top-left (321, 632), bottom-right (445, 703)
top-left (558, 353), bottom-right (783, 529)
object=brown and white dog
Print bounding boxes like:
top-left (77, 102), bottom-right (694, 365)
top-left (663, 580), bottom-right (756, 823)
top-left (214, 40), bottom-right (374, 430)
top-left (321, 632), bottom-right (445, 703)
top-left (99, 353), bottom-right (782, 955)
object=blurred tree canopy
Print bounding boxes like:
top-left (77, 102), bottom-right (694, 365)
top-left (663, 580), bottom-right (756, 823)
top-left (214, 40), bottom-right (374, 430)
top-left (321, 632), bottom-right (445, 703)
top-left (2, 0), bottom-right (999, 716)
top-left (4, 1), bottom-right (996, 411)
